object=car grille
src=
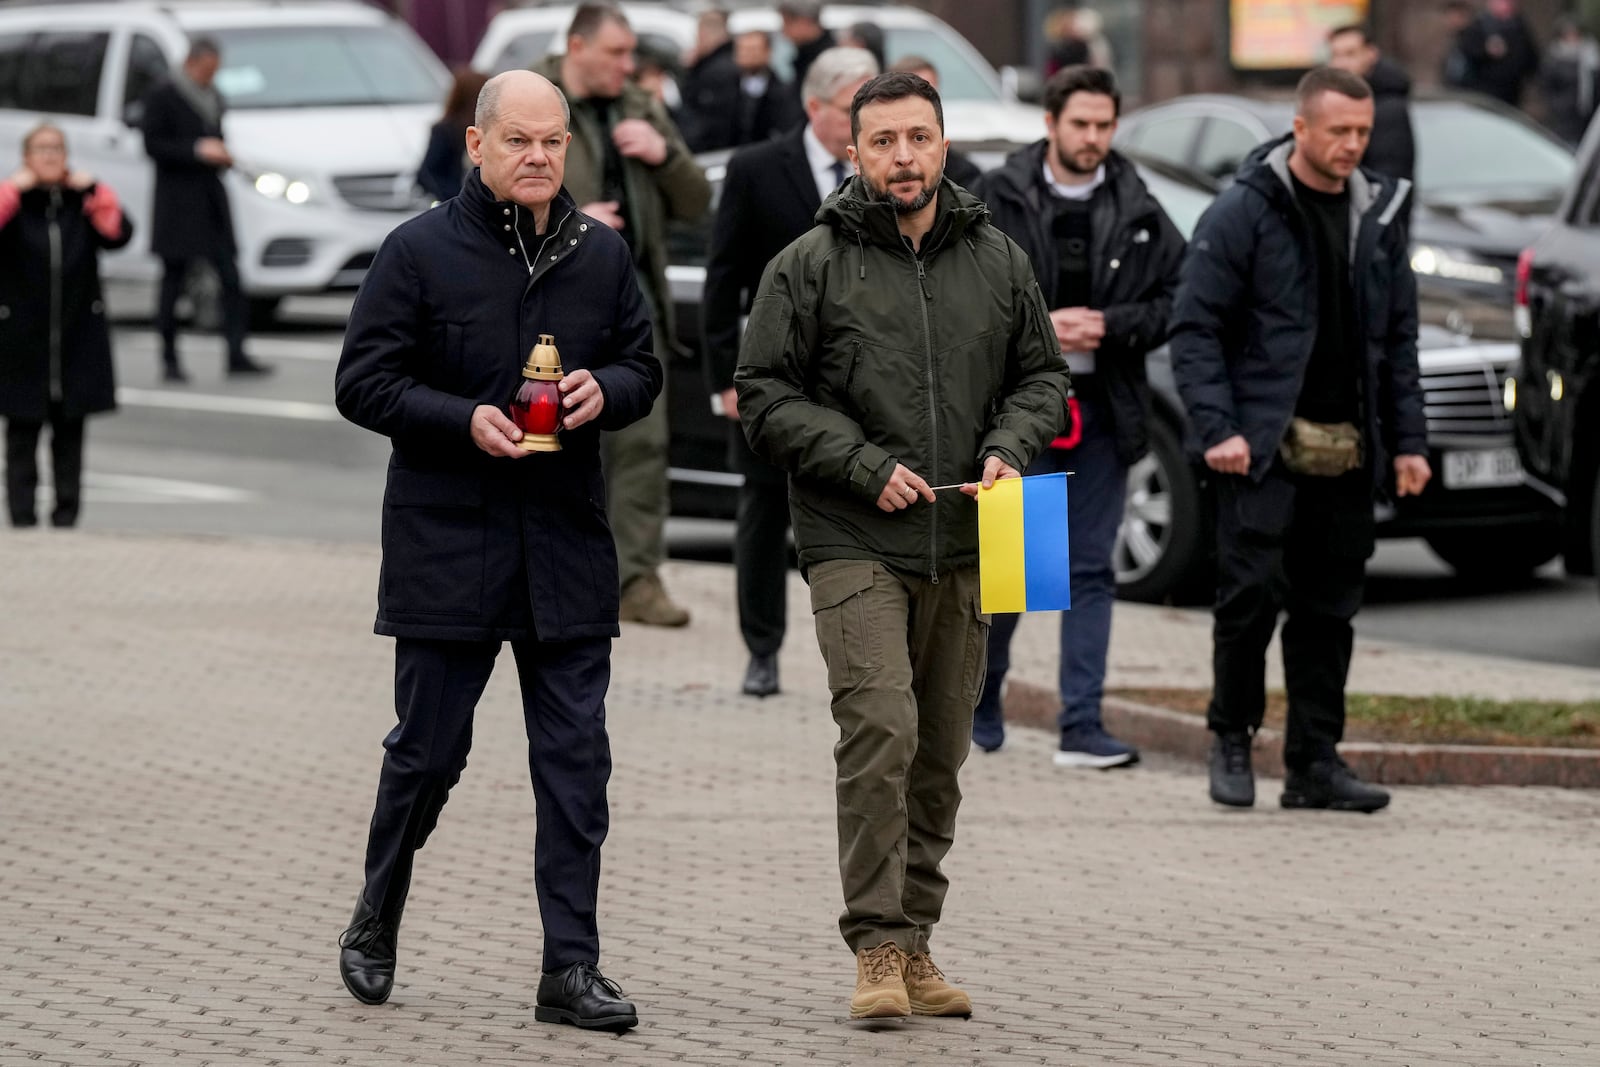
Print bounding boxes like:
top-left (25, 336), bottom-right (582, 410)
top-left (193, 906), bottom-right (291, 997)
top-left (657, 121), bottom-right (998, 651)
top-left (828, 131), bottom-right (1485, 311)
top-left (331, 173), bottom-right (429, 212)
top-left (1420, 362), bottom-right (1512, 437)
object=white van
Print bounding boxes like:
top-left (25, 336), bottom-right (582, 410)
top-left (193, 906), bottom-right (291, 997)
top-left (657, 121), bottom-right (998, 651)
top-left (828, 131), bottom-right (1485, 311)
top-left (0, 0), bottom-right (448, 319)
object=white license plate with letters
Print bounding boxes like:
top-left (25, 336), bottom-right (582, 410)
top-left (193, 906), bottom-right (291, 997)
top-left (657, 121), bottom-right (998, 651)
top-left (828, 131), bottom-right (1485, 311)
top-left (1442, 447), bottom-right (1523, 489)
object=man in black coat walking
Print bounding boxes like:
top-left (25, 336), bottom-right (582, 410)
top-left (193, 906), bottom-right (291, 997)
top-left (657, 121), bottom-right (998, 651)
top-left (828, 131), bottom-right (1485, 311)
top-left (1327, 25), bottom-right (1416, 185)
top-left (0, 123), bottom-right (132, 527)
top-left (333, 70), bottom-right (661, 1031)
top-left (1171, 68), bottom-right (1431, 815)
top-left (141, 38), bottom-right (269, 381)
top-left (702, 45), bottom-right (877, 698)
top-left (969, 66), bottom-right (1185, 766)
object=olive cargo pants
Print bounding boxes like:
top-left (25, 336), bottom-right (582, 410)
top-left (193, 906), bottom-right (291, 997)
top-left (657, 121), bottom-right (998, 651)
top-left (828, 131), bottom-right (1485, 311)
top-left (808, 559), bottom-right (988, 954)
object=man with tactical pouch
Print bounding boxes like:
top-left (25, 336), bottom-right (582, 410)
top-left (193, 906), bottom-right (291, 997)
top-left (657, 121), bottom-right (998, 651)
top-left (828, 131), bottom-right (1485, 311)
top-left (1170, 67), bottom-right (1432, 814)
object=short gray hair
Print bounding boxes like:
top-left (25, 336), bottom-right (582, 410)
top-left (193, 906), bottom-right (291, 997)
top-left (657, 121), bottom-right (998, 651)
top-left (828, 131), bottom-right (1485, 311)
top-left (475, 73), bottom-right (570, 132)
top-left (802, 46), bottom-right (879, 107)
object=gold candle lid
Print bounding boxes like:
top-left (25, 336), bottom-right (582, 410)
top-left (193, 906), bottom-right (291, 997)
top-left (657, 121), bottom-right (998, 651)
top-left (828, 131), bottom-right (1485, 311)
top-left (521, 334), bottom-right (564, 381)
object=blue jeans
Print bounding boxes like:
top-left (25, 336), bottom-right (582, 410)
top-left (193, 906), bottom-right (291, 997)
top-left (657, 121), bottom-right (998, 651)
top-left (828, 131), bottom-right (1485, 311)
top-left (974, 388), bottom-right (1127, 743)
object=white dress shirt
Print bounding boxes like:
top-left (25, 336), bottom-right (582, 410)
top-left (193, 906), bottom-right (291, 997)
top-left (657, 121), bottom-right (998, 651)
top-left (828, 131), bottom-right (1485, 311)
top-left (804, 124), bottom-right (849, 204)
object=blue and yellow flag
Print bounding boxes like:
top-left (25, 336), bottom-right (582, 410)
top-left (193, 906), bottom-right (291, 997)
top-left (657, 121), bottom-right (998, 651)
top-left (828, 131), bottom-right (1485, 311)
top-left (977, 473), bottom-right (1071, 614)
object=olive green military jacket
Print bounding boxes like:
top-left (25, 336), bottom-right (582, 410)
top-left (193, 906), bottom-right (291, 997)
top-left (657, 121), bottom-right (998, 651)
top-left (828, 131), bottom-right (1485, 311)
top-left (736, 177), bottom-right (1071, 578)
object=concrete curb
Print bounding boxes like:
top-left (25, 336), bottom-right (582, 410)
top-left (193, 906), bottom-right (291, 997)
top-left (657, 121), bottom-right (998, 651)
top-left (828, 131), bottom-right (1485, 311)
top-left (1003, 678), bottom-right (1600, 788)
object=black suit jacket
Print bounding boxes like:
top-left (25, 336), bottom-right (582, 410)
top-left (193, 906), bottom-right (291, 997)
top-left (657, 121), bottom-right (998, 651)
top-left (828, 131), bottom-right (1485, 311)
top-left (702, 126), bottom-right (828, 394)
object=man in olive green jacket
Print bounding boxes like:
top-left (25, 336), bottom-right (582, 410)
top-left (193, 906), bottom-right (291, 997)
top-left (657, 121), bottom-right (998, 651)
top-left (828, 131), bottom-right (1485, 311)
top-left (736, 73), bottom-right (1069, 1020)
top-left (536, 4), bottom-right (711, 626)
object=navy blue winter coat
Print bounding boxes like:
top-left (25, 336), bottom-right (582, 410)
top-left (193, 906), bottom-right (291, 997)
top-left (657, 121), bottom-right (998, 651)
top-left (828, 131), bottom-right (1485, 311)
top-left (1169, 135), bottom-right (1427, 487)
top-left (335, 172), bottom-right (662, 642)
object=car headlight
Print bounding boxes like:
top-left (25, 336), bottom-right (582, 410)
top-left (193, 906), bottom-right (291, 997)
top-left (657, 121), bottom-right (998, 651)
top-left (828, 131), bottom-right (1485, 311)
top-left (242, 166), bottom-right (316, 205)
top-left (1410, 244), bottom-right (1504, 286)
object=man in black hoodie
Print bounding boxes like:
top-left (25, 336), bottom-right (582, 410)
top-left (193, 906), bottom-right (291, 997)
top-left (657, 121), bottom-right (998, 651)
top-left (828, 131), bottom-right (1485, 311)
top-left (1327, 25), bottom-right (1415, 185)
top-left (970, 66), bottom-right (1185, 768)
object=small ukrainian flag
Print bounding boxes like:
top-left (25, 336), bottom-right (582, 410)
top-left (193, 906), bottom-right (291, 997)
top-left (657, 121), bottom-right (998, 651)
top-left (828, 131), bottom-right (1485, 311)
top-left (977, 473), bottom-right (1071, 614)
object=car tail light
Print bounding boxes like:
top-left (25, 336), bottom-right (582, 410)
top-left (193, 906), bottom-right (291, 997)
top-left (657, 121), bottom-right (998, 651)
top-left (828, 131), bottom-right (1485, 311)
top-left (1514, 248), bottom-right (1534, 338)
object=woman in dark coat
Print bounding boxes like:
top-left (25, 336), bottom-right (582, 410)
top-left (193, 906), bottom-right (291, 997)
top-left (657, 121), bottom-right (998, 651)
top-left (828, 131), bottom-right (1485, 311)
top-left (416, 67), bottom-right (488, 202)
top-left (0, 123), bottom-right (133, 528)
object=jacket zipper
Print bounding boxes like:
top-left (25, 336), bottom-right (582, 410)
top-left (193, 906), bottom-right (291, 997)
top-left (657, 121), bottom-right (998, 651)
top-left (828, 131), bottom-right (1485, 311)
top-left (46, 188), bottom-right (63, 404)
top-left (915, 249), bottom-right (938, 585)
top-left (519, 207), bottom-right (574, 302)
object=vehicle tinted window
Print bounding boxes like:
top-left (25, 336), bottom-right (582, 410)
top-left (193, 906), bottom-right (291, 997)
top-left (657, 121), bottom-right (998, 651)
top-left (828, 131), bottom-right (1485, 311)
top-left (21, 32), bottom-right (110, 116)
top-left (1194, 118), bottom-right (1258, 181)
top-left (0, 33), bottom-right (28, 109)
top-left (123, 34), bottom-right (169, 117)
top-left (209, 25), bottom-right (443, 109)
top-left (1141, 170), bottom-right (1213, 241)
top-left (1413, 101), bottom-right (1575, 196)
top-left (490, 31), bottom-right (556, 73)
top-left (1121, 116), bottom-right (1199, 168)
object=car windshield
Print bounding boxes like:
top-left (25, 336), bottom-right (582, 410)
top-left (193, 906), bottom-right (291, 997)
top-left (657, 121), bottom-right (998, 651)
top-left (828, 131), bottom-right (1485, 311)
top-left (208, 25), bottom-right (443, 109)
top-left (1413, 101), bottom-right (1574, 196)
top-left (1141, 169), bottom-right (1214, 240)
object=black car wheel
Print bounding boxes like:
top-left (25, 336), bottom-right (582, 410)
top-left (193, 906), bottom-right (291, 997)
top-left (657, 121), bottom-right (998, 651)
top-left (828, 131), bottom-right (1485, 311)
top-left (1424, 524), bottom-right (1562, 578)
top-left (1115, 417), bottom-right (1211, 604)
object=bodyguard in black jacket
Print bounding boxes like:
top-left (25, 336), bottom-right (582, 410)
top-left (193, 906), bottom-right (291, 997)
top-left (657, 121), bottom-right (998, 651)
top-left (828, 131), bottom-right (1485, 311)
top-left (1170, 69), bottom-right (1430, 815)
top-left (968, 66), bottom-right (1185, 766)
top-left (334, 71), bottom-right (658, 1031)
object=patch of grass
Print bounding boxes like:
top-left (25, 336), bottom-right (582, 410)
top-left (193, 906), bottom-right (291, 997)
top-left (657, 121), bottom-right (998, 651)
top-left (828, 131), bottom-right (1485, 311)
top-left (1108, 688), bottom-right (1600, 749)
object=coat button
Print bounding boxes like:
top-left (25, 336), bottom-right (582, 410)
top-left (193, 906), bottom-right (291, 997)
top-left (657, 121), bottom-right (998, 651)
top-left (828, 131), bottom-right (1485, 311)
top-left (549, 254), bottom-right (557, 261)
top-left (504, 224), bottom-right (511, 231)
top-left (509, 247), bottom-right (517, 254)
top-left (1110, 258), bottom-right (1121, 269)
top-left (579, 223), bottom-right (588, 231)
top-left (569, 238), bottom-right (577, 245)
top-left (503, 208), bottom-right (511, 216)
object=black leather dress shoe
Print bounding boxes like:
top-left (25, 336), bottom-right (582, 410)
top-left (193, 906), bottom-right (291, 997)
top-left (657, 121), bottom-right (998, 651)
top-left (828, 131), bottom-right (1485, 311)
top-left (741, 652), bottom-right (779, 697)
top-left (534, 961), bottom-right (638, 1031)
top-left (338, 898), bottom-right (397, 1005)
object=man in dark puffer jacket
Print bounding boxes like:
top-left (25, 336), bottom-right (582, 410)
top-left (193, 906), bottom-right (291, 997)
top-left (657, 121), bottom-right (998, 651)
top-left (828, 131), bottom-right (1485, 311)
top-left (1171, 68), bottom-right (1430, 816)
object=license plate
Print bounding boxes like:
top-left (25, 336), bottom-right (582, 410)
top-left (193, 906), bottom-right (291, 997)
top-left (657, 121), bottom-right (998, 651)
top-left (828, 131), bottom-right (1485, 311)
top-left (1442, 447), bottom-right (1523, 489)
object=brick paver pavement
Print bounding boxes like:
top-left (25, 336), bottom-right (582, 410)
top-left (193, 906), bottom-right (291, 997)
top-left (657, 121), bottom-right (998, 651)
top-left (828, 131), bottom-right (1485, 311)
top-left (3, 531), bottom-right (1599, 1066)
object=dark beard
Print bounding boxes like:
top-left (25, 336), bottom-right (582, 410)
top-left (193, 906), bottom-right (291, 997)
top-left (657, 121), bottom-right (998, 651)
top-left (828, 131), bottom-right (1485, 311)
top-left (868, 166), bottom-right (944, 214)
top-left (1054, 143), bottom-right (1104, 176)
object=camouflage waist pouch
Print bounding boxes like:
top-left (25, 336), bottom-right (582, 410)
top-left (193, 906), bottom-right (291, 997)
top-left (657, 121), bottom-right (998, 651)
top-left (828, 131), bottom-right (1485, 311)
top-left (1278, 418), bottom-right (1363, 477)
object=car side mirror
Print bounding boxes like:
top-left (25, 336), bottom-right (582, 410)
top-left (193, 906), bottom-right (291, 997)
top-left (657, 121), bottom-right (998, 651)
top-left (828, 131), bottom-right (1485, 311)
top-left (122, 100), bottom-right (145, 129)
top-left (1000, 65), bottom-right (1044, 105)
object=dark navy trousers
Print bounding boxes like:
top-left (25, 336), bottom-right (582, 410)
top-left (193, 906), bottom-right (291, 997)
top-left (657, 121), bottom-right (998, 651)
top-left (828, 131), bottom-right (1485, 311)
top-left (359, 635), bottom-right (613, 972)
top-left (974, 387), bottom-right (1127, 742)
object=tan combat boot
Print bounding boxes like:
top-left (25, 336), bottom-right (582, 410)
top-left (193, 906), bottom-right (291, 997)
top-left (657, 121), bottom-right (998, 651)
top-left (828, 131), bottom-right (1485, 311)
top-left (619, 572), bottom-right (691, 627)
top-left (850, 941), bottom-right (909, 1019)
top-left (905, 951), bottom-right (972, 1017)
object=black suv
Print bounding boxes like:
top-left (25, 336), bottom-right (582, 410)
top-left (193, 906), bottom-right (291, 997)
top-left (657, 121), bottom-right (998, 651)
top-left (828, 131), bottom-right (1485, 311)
top-left (1513, 118), bottom-right (1600, 589)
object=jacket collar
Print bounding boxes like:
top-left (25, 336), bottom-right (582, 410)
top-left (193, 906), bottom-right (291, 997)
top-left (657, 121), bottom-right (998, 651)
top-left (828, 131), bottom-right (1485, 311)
top-left (990, 141), bottom-right (1162, 221)
top-left (1240, 133), bottom-right (1409, 229)
top-left (817, 174), bottom-right (988, 253)
top-left (459, 168), bottom-right (578, 237)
